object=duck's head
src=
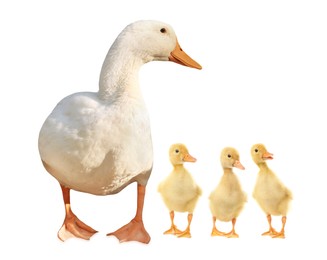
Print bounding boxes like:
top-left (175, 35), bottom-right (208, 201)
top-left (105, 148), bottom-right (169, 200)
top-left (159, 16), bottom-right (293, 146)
top-left (251, 143), bottom-right (274, 164)
top-left (169, 143), bottom-right (196, 166)
top-left (119, 20), bottom-right (202, 69)
top-left (220, 147), bottom-right (245, 170)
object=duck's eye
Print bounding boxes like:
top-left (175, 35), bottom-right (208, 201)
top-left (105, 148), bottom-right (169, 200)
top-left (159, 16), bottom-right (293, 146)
top-left (227, 154), bottom-right (232, 158)
top-left (254, 149), bottom-right (259, 153)
top-left (160, 28), bottom-right (167, 33)
top-left (175, 149), bottom-right (179, 153)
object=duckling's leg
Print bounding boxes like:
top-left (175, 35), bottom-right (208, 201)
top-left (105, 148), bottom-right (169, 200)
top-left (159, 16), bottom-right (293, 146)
top-left (211, 216), bottom-right (226, 236)
top-left (272, 216), bottom-right (286, 239)
top-left (58, 184), bottom-right (97, 241)
top-left (107, 184), bottom-right (151, 244)
top-left (164, 211), bottom-right (183, 235)
top-left (177, 213), bottom-right (193, 238)
top-left (225, 218), bottom-right (239, 238)
top-left (262, 214), bottom-right (278, 236)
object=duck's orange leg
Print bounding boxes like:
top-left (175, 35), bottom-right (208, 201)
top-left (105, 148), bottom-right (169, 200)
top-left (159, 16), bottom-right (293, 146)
top-left (262, 214), bottom-right (278, 236)
top-left (177, 213), bottom-right (193, 238)
top-left (211, 216), bottom-right (226, 236)
top-left (58, 184), bottom-right (97, 241)
top-left (107, 184), bottom-right (150, 244)
top-left (164, 211), bottom-right (183, 235)
top-left (224, 218), bottom-right (239, 238)
top-left (273, 216), bottom-right (286, 239)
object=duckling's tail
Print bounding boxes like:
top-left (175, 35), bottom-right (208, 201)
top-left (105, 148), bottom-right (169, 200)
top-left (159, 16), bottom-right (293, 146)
top-left (197, 186), bottom-right (202, 196)
top-left (286, 188), bottom-right (293, 200)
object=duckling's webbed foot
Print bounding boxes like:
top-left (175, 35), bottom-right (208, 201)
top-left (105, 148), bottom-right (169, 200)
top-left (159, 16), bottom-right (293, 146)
top-left (211, 227), bottom-right (226, 237)
top-left (163, 211), bottom-right (183, 235)
top-left (224, 231), bottom-right (239, 238)
top-left (262, 214), bottom-right (278, 236)
top-left (176, 213), bottom-right (193, 238)
top-left (272, 216), bottom-right (286, 238)
top-left (164, 225), bottom-right (183, 235)
top-left (262, 228), bottom-right (278, 236)
top-left (224, 218), bottom-right (239, 238)
top-left (177, 228), bottom-right (191, 238)
top-left (272, 232), bottom-right (285, 239)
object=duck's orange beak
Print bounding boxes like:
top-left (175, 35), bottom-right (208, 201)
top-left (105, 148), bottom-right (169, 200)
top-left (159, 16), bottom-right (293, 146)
top-left (183, 153), bottom-right (197, 163)
top-left (233, 160), bottom-right (245, 170)
top-left (262, 152), bottom-right (274, 160)
top-left (169, 40), bottom-right (202, 70)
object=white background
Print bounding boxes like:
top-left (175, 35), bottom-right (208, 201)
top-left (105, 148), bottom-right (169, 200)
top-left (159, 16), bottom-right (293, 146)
top-left (1, 0), bottom-right (327, 259)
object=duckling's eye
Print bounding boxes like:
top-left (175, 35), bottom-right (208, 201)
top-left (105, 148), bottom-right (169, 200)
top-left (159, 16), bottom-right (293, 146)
top-left (227, 154), bottom-right (232, 158)
top-left (175, 149), bottom-right (179, 153)
top-left (254, 149), bottom-right (259, 153)
top-left (160, 28), bottom-right (167, 33)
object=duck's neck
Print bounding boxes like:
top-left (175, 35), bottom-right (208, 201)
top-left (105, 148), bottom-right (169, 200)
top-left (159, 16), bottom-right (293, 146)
top-left (223, 167), bottom-right (234, 175)
top-left (98, 44), bottom-right (144, 101)
top-left (257, 162), bottom-right (269, 171)
top-left (173, 164), bottom-right (186, 172)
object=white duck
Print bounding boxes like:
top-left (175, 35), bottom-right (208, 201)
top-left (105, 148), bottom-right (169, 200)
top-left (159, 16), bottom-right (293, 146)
top-left (38, 20), bottom-right (201, 244)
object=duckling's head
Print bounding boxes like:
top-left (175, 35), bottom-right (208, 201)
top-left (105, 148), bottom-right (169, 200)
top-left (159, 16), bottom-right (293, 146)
top-left (251, 143), bottom-right (274, 164)
top-left (220, 147), bottom-right (245, 170)
top-left (116, 20), bottom-right (202, 69)
top-left (169, 143), bottom-right (196, 166)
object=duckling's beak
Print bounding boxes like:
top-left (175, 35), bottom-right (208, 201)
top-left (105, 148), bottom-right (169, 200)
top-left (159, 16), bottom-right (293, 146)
top-left (169, 41), bottom-right (202, 70)
top-left (262, 152), bottom-right (274, 160)
top-left (183, 153), bottom-right (197, 163)
top-left (233, 160), bottom-right (245, 170)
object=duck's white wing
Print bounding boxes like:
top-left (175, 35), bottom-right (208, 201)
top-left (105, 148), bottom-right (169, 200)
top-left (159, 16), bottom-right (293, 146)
top-left (38, 92), bottom-right (153, 195)
top-left (39, 92), bottom-right (114, 170)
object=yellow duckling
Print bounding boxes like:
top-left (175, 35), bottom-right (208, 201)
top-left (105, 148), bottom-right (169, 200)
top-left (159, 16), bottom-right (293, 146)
top-left (158, 143), bottom-right (202, 238)
top-left (209, 147), bottom-right (246, 238)
top-left (251, 143), bottom-right (293, 238)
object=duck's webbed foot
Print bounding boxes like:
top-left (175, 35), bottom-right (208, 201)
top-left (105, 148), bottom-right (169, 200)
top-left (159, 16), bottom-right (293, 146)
top-left (58, 212), bottom-right (97, 241)
top-left (107, 219), bottom-right (150, 244)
